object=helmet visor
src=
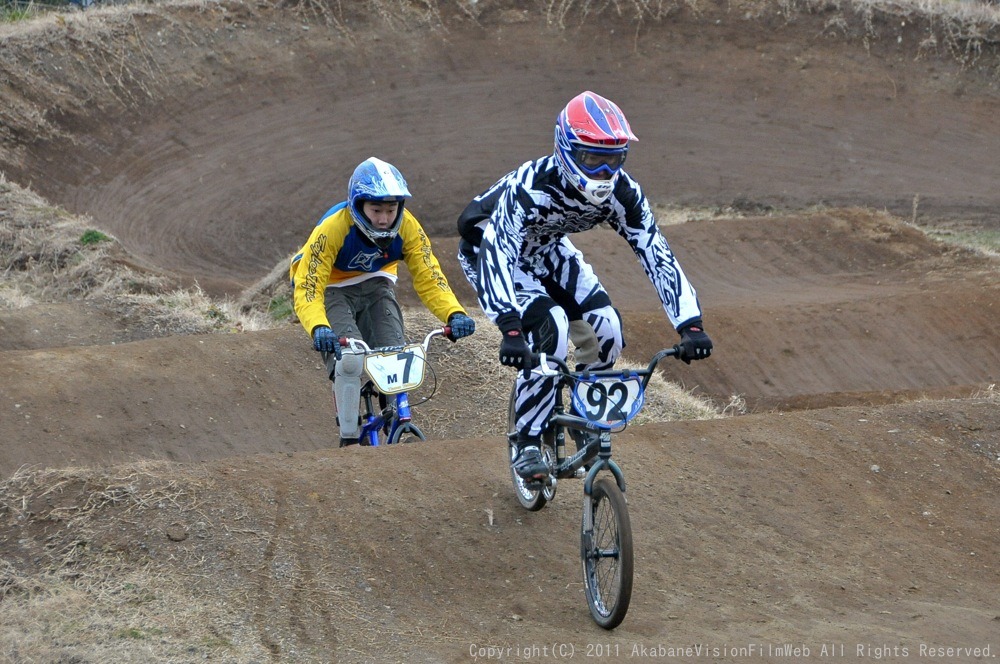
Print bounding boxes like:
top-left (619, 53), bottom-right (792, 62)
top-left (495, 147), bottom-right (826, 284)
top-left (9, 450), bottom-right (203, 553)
top-left (571, 145), bottom-right (627, 178)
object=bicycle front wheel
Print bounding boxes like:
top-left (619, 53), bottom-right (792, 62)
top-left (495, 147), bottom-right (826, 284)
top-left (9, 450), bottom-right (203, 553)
top-left (581, 477), bottom-right (634, 629)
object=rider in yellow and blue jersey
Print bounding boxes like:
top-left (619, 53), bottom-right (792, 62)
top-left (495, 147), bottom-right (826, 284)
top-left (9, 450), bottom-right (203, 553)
top-left (291, 157), bottom-right (475, 446)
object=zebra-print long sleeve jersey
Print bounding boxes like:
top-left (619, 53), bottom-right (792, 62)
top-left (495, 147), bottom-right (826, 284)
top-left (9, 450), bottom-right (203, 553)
top-left (457, 156), bottom-right (704, 330)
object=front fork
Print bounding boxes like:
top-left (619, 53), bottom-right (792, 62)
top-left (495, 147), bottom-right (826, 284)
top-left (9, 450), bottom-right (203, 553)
top-left (582, 435), bottom-right (626, 494)
top-left (580, 432), bottom-right (626, 559)
top-left (361, 391), bottom-right (411, 446)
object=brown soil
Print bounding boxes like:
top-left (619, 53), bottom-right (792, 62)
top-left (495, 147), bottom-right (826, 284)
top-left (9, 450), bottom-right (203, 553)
top-left (0, 2), bottom-right (998, 662)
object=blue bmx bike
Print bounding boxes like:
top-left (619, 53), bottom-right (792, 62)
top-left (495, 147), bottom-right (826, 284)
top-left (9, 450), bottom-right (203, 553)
top-left (338, 327), bottom-right (451, 447)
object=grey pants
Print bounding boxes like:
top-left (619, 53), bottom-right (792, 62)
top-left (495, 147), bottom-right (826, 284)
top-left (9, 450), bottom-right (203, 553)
top-left (322, 277), bottom-right (405, 379)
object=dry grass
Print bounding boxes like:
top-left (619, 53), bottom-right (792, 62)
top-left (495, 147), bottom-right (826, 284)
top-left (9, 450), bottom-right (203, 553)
top-left (0, 167), bottom-right (729, 659)
top-left (917, 224), bottom-right (1000, 257)
top-left (974, 382), bottom-right (998, 402)
top-left (0, 304), bottom-right (726, 662)
top-left (0, 175), bottom-right (280, 335)
top-left (0, 0), bottom-right (997, 162)
top-left (0, 174), bottom-right (172, 305)
top-left (0, 462), bottom-right (273, 663)
top-left (0, 1), bottom-right (997, 660)
top-left (0, 459), bottom-right (384, 662)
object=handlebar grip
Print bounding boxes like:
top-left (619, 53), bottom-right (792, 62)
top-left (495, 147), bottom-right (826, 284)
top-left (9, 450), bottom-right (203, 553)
top-left (442, 325), bottom-right (452, 337)
top-left (338, 337), bottom-right (348, 346)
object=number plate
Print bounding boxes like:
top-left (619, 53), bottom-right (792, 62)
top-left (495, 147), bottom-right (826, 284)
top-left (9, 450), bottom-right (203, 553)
top-left (570, 377), bottom-right (645, 428)
top-left (363, 345), bottom-right (426, 395)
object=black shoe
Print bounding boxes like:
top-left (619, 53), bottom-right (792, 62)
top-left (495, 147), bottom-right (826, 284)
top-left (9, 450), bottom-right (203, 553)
top-left (512, 435), bottom-right (549, 481)
top-left (339, 437), bottom-right (360, 448)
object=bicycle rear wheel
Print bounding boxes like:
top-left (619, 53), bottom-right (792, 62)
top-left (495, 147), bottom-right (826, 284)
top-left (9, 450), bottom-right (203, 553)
top-left (507, 385), bottom-right (556, 511)
top-left (581, 477), bottom-right (633, 629)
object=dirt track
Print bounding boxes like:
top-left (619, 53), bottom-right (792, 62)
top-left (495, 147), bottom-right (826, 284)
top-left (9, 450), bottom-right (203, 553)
top-left (1, 2), bottom-right (999, 662)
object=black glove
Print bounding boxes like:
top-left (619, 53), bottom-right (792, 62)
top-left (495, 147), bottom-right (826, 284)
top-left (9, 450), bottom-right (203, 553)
top-left (312, 325), bottom-right (342, 360)
top-left (496, 312), bottom-right (536, 378)
top-left (446, 312), bottom-right (476, 341)
top-left (677, 319), bottom-right (713, 364)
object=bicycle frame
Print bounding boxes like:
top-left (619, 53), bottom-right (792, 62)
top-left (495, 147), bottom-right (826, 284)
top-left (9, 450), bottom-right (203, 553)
top-left (340, 327), bottom-right (450, 447)
top-left (356, 383), bottom-right (419, 447)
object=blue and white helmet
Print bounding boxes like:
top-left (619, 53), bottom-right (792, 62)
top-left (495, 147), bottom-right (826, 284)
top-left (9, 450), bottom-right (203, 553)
top-left (347, 157), bottom-right (411, 249)
top-left (554, 91), bottom-right (637, 205)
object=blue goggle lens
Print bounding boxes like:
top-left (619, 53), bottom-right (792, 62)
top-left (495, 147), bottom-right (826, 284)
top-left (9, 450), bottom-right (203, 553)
top-left (571, 146), bottom-right (627, 176)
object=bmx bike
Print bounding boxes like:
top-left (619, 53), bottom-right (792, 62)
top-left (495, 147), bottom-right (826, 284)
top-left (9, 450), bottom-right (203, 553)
top-left (506, 346), bottom-right (682, 629)
top-left (338, 326), bottom-right (451, 447)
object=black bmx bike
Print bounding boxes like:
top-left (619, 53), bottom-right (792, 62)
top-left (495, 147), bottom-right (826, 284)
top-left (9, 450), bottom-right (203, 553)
top-left (506, 346), bottom-right (682, 629)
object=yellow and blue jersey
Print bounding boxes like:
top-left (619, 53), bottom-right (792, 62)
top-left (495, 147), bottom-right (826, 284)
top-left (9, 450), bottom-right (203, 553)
top-left (291, 202), bottom-right (466, 335)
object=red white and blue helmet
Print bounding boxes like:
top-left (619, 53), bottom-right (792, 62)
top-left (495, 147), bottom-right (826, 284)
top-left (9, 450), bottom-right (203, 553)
top-left (554, 91), bottom-right (638, 205)
top-left (348, 157), bottom-right (411, 249)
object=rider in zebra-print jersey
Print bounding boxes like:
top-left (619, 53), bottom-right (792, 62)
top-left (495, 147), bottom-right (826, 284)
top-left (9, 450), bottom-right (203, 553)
top-left (457, 91), bottom-right (714, 481)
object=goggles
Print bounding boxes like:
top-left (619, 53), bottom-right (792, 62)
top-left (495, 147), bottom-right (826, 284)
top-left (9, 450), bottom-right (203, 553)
top-left (571, 145), bottom-right (628, 177)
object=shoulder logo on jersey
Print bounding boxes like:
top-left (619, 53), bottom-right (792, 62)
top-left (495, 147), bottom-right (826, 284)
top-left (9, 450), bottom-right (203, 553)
top-left (347, 249), bottom-right (383, 271)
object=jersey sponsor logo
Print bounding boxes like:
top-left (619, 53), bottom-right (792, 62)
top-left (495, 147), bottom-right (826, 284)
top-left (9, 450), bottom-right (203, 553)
top-left (347, 249), bottom-right (383, 271)
top-left (303, 234), bottom-right (327, 302)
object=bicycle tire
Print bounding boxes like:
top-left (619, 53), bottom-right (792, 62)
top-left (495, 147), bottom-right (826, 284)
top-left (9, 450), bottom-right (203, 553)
top-left (507, 385), bottom-right (556, 511)
top-left (581, 477), bottom-right (633, 629)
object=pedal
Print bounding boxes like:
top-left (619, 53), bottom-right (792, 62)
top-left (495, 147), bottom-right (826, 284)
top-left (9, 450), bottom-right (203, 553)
top-left (523, 474), bottom-right (555, 491)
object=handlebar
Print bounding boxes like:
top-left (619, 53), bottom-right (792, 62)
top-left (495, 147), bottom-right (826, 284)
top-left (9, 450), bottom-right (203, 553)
top-left (532, 344), bottom-right (682, 388)
top-left (338, 326), bottom-right (452, 354)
